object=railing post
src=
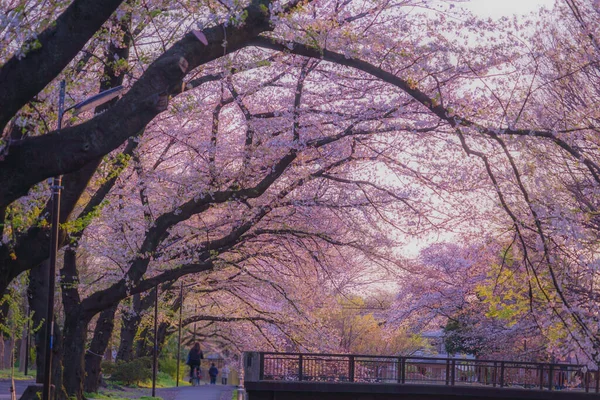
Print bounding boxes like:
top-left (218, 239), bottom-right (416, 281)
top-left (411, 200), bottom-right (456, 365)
top-left (259, 352), bottom-right (264, 380)
top-left (349, 356), bottom-right (355, 382)
top-left (586, 370), bottom-right (590, 393)
top-left (500, 362), bottom-right (505, 388)
top-left (445, 359), bottom-right (450, 385)
top-left (451, 359), bottom-right (456, 386)
top-left (539, 365), bottom-right (544, 390)
top-left (548, 364), bottom-right (554, 391)
top-left (493, 362), bottom-right (497, 387)
top-left (595, 370), bottom-right (599, 393)
top-left (396, 358), bottom-right (402, 383)
top-left (401, 358), bottom-right (406, 384)
top-left (298, 354), bottom-right (303, 381)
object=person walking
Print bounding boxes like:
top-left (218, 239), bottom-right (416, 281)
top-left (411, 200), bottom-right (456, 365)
top-left (221, 365), bottom-right (230, 385)
top-left (186, 343), bottom-right (204, 382)
top-left (208, 363), bottom-right (219, 385)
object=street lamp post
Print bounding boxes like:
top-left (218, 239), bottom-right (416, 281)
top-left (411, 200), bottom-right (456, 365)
top-left (42, 81), bottom-right (125, 400)
top-left (152, 286), bottom-right (159, 398)
top-left (176, 282), bottom-right (183, 387)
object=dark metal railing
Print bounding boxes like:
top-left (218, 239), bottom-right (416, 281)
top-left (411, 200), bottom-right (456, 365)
top-left (257, 352), bottom-right (599, 393)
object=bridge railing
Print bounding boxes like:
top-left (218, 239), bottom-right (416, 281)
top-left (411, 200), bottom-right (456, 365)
top-left (252, 352), bottom-right (599, 393)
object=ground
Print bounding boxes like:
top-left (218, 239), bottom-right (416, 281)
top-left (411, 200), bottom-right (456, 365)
top-left (0, 379), bottom-right (236, 400)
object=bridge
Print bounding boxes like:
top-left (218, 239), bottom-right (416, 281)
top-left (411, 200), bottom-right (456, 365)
top-left (243, 352), bottom-right (600, 399)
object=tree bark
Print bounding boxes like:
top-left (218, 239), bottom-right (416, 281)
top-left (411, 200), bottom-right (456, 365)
top-left (0, 0), bottom-right (277, 209)
top-left (134, 325), bottom-right (151, 359)
top-left (115, 310), bottom-right (139, 362)
top-left (61, 310), bottom-right (90, 400)
top-left (116, 288), bottom-right (158, 361)
top-left (0, 0), bottom-right (124, 131)
top-left (116, 293), bottom-right (147, 362)
top-left (51, 321), bottom-right (68, 400)
top-left (84, 305), bottom-right (117, 393)
top-left (60, 247), bottom-right (86, 400)
top-left (18, 336), bottom-right (26, 373)
top-left (27, 262), bottom-right (48, 383)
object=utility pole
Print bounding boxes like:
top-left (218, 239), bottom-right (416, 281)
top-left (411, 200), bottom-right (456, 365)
top-left (152, 286), bottom-right (159, 398)
top-left (176, 282), bottom-right (183, 386)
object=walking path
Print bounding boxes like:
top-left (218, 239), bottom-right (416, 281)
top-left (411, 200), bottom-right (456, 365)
top-left (0, 379), bottom-right (235, 400)
top-left (0, 379), bottom-right (33, 399)
top-left (173, 384), bottom-right (234, 400)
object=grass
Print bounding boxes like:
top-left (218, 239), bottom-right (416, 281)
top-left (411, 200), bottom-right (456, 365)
top-left (85, 394), bottom-right (162, 400)
top-left (0, 369), bottom-right (35, 380)
top-left (85, 389), bottom-right (164, 400)
top-left (137, 372), bottom-right (180, 388)
top-left (85, 392), bottom-right (132, 400)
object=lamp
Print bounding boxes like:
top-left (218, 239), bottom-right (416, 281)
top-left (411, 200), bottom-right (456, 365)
top-left (43, 80), bottom-right (126, 400)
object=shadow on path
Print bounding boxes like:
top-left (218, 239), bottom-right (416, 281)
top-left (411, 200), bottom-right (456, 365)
top-left (0, 379), bottom-right (34, 399)
top-left (0, 379), bottom-right (235, 400)
top-left (173, 385), bottom-right (234, 400)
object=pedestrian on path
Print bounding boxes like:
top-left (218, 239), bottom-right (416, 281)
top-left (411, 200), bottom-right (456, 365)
top-left (221, 365), bottom-right (230, 385)
top-left (208, 363), bottom-right (219, 385)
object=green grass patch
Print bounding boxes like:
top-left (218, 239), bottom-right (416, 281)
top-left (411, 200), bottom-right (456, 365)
top-left (84, 392), bottom-right (131, 400)
top-left (0, 369), bottom-right (35, 380)
top-left (137, 372), bottom-right (177, 388)
top-left (85, 392), bottom-right (162, 400)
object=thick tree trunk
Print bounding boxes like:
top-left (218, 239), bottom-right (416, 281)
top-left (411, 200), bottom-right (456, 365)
top-left (62, 311), bottom-right (90, 400)
top-left (28, 262), bottom-right (49, 383)
top-left (116, 295), bottom-right (142, 362)
top-left (18, 337), bottom-right (26, 373)
top-left (84, 305), bottom-right (117, 393)
top-left (3, 338), bottom-right (12, 370)
top-left (52, 321), bottom-right (68, 400)
top-left (156, 321), bottom-right (170, 356)
top-left (104, 346), bottom-right (112, 362)
top-left (116, 290), bottom-right (155, 362)
top-left (60, 247), bottom-right (87, 400)
top-left (134, 325), bottom-right (151, 358)
top-left (135, 320), bottom-right (170, 359)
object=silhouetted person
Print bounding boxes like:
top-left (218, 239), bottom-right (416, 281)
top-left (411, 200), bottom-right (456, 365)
top-left (209, 363), bottom-right (219, 384)
top-left (186, 342), bottom-right (204, 381)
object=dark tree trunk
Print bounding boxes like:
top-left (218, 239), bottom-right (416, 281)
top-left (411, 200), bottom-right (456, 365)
top-left (52, 321), bottom-right (68, 400)
top-left (135, 325), bottom-right (151, 358)
top-left (116, 290), bottom-right (155, 361)
top-left (28, 262), bottom-right (49, 383)
top-left (140, 318), bottom-right (175, 358)
top-left (134, 284), bottom-right (180, 358)
top-left (62, 310), bottom-right (90, 400)
top-left (154, 285), bottom-right (180, 355)
top-left (116, 295), bottom-right (142, 362)
top-left (155, 321), bottom-right (170, 356)
top-left (84, 305), bottom-right (117, 393)
top-left (60, 247), bottom-right (87, 400)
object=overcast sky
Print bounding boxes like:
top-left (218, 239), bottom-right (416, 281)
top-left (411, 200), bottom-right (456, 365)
top-left (459, 0), bottom-right (556, 18)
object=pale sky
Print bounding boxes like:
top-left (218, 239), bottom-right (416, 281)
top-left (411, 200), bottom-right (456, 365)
top-left (461, 0), bottom-right (556, 18)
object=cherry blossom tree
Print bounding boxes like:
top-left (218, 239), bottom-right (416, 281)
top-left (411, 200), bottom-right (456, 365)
top-left (6, 1), bottom-right (600, 399)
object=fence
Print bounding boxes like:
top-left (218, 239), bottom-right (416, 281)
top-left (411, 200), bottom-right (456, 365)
top-left (256, 352), bottom-right (599, 393)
